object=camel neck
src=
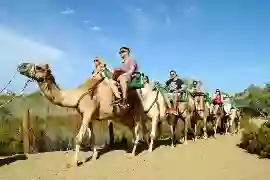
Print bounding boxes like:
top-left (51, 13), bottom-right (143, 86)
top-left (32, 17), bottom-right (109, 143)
top-left (38, 80), bottom-right (64, 106)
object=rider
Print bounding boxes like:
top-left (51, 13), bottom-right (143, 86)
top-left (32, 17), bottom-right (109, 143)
top-left (223, 94), bottom-right (232, 116)
top-left (91, 56), bottom-right (122, 101)
top-left (165, 70), bottom-right (184, 114)
top-left (190, 80), bottom-right (205, 111)
top-left (210, 89), bottom-right (223, 114)
top-left (92, 56), bottom-right (105, 76)
top-left (111, 47), bottom-right (138, 108)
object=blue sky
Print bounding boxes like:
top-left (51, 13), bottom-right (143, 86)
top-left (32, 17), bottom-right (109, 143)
top-left (0, 0), bottom-right (269, 94)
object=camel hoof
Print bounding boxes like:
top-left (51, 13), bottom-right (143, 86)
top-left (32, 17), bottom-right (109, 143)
top-left (171, 144), bottom-right (176, 148)
top-left (202, 136), bottom-right (208, 140)
top-left (183, 141), bottom-right (188, 145)
top-left (92, 154), bottom-right (98, 161)
top-left (76, 161), bottom-right (83, 166)
top-left (148, 148), bottom-right (153, 153)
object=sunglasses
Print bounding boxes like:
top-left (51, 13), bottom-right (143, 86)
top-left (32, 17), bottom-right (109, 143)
top-left (94, 59), bottom-right (98, 62)
top-left (119, 51), bottom-right (127, 54)
top-left (170, 73), bottom-right (176, 76)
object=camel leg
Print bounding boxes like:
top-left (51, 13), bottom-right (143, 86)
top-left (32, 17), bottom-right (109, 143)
top-left (142, 122), bottom-right (150, 145)
top-left (87, 122), bottom-right (98, 160)
top-left (229, 117), bottom-right (234, 135)
top-left (74, 117), bottom-right (90, 166)
top-left (183, 116), bottom-right (189, 145)
top-left (236, 119), bottom-right (240, 134)
top-left (132, 121), bottom-right (141, 156)
top-left (224, 118), bottom-right (230, 135)
top-left (202, 113), bottom-right (208, 140)
top-left (169, 115), bottom-right (177, 147)
top-left (213, 117), bottom-right (219, 138)
top-left (193, 122), bottom-right (198, 141)
top-left (149, 116), bottom-right (159, 152)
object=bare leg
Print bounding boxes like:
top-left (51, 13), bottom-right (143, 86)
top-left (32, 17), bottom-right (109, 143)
top-left (104, 78), bottom-right (121, 99)
top-left (118, 75), bottom-right (128, 99)
top-left (173, 93), bottom-right (178, 109)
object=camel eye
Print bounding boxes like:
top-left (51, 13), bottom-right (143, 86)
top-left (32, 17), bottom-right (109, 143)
top-left (36, 66), bottom-right (42, 70)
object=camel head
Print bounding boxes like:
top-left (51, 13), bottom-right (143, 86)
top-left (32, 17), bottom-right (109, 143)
top-left (17, 62), bottom-right (53, 82)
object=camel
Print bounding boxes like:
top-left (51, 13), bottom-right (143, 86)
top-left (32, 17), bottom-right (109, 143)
top-left (191, 94), bottom-right (209, 140)
top-left (17, 62), bottom-right (145, 166)
top-left (141, 82), bottom-right (193, 150)
top-left (224, 108), bottom-right (241, 135)
top-left (140, 82), bottom-right (167, 152)
top-left (209, 104), bottom-right (225, 137)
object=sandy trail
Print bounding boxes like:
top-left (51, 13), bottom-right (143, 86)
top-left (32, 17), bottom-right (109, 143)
top-left (0, 134), bottom-right (269, 180)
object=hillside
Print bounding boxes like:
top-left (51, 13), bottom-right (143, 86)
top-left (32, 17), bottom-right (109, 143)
top-left (233, 84), bottom-right (270, 116)
top-left (1, 82), bottom-right (270, 118)
top-left (0, 91), bottom-right (76, 118)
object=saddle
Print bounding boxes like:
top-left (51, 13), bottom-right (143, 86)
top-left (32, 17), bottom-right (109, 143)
top-left (154, 82), bottom-right (188, 104)
top-left (101, 68), bottom-right (144, 89)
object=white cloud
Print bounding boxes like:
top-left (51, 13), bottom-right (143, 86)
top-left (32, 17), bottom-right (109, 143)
top-left (91, 26), bottom-right (101, 31)
top-left (60, 8), bottom-right (75, 15)
top-left (0, 27), bottom-right (67, 92)
top-left (83, 20), bottom-right (90, 23)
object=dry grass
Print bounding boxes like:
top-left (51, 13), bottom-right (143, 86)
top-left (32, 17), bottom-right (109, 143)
top-left (239, 117), bottom-right (270, 158)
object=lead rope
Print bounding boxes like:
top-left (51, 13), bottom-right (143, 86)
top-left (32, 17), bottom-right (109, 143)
top-left (0, 72), bottom-right (17, 93)
top-left (0, 79), bottom-right (32, 108)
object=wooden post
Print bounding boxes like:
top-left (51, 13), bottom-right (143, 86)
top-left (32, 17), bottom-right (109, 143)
top-left (22, 109), bottom-right (30, 153)
top-left (29, 113), bottom-right (36, 153)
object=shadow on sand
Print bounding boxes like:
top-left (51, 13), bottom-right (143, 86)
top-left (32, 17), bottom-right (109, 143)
top-left (0, 154), bottom-right (28, 167)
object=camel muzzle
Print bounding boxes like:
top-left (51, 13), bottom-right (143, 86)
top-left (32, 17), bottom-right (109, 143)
top-left (17, 63), bottom-right (31, 75)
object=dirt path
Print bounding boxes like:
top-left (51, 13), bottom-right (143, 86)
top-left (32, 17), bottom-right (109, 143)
top-left (0, 134), bottom-right (269, 180)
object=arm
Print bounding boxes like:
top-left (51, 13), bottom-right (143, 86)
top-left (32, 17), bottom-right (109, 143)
top-left (165, 80), bottom-right (170, 86)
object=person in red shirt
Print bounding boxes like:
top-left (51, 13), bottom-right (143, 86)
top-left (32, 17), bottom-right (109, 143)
top-left (210, 89), bottom-right (223, 114)
top-left (111, 47), bottom-right (138, 108)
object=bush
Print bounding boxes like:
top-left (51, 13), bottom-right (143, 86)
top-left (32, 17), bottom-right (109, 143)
top-left (240, 119), bottom-right (270, 158)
